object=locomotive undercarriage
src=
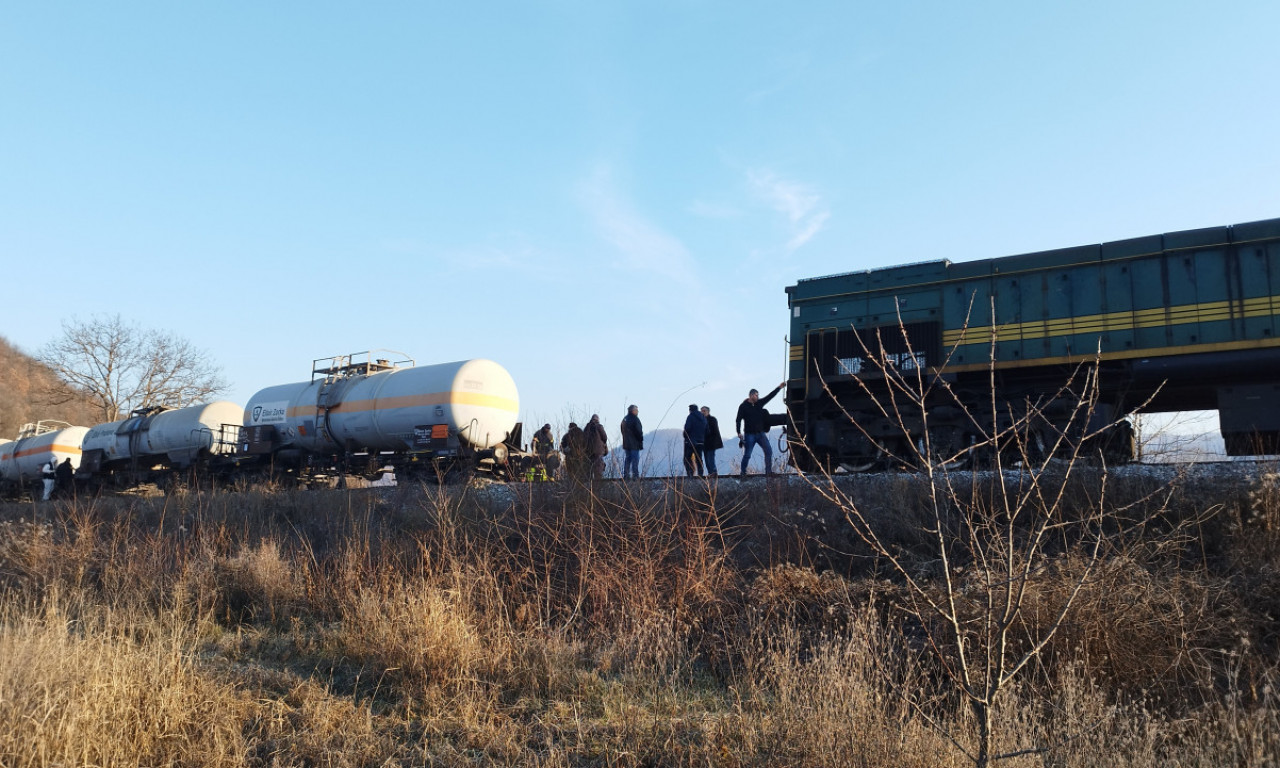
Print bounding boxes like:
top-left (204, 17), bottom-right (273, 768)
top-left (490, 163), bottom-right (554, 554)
top-left (788, 368), bottom-right (1137, 473)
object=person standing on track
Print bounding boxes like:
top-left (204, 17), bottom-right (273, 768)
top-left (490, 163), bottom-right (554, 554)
top-left (682, 404), bottom-right (707, 477)
top-left (561, 422), bottom-right (586, 480)
top-left (621, 405), bottom-right (644, 479)
top-left (736, 382), bottom-right (785, 477)
top-left (700, 406), bottom-right (723, 476)
top-left (41, 459), bottom-right (57, 501)
top-left (531, 423), bottom-right (559, 479)
top-left (584, 414), bottom-right (609, 479)
top-left (55, 458), bottom-right (74, 499)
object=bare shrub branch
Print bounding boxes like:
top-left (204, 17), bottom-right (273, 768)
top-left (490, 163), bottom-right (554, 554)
top-left (793, 305), bottom-right (1177, 767)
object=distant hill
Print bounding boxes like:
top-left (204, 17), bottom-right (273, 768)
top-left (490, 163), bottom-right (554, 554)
top-left (0, 335), bottom-right (100, 439)
top-left (606, 427), bottom-right (789, 477)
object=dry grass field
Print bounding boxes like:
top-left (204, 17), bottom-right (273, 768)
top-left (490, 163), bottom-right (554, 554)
top-left (0, 467), bottom-right (1277, 766)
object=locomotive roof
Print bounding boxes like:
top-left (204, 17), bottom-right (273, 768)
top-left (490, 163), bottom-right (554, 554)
top-left (789, 216), bottom-right (1280, 297)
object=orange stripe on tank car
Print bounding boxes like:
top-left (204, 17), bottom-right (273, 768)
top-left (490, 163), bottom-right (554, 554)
top-left (286, 391), bottom-right (519, 418)
top-left (13, 444), bottom-right (83, 459)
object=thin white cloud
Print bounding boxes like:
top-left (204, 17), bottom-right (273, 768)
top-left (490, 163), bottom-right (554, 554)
top-left (747, 169), bottom-right (830, 251)
top-left (687, 199), bottom-right (742, 219)
top-left (579, 163), bottom-right (697, 286)
top-left (376, 234), bottom-right (568, 283)
top-left (786, 208), bottom-right (830, 251)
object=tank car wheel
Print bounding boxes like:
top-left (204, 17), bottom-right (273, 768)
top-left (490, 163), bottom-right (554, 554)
top-left (157, 473), bottom-right (187, 496)
top-left (412, 458), bottom-right (469, 485)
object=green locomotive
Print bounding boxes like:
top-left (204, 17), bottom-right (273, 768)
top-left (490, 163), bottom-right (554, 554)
top-left (785, 217), bottom-right (1280, 469)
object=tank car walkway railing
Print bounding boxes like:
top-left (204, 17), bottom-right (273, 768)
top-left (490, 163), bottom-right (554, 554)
top-left (311, 350), bottom-right (415, 381)
top-left (16, 420), bottom-right (73, 439)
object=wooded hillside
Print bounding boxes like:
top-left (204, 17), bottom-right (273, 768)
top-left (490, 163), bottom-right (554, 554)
top-left (0, 335), bottom-right (99, 438)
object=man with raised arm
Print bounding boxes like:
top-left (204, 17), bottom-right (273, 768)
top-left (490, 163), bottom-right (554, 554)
top-left (735, 382), bottom-right (785, 477)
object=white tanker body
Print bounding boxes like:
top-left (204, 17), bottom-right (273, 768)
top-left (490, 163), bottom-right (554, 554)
top-left (0, 423), bottom-right (88, 490)
top-left (79, 401), bottom-right (244, 476)
top-left (241, 354), bottom-right (522, 477)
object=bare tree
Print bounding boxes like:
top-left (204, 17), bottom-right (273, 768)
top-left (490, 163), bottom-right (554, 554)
top-left (38, 314), bottom-right (228, 423)
top-left (795, 313), bottom-right (1171, 767)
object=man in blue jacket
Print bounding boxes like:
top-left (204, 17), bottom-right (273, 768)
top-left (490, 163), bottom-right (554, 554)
top-left (735, 382), bottom-right (785, 476)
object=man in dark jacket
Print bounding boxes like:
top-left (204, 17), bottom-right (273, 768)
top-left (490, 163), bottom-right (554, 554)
top-left (621, 405), bottom-right (644, 479)
top-left (736, 382), bottom-right (785, 476)
top-left (55, 458), bottom-right (74, 498)
top-left (683, 404), bottom-right (707, 477)
top-left (532, 424), bottom-right (555, 456)
top-left (531, 424), bottom-right (560, 479)
top-left (700, 406), bottom-right (723, 476)
top-left (561, 422), bottom-right (587, 479)
top-left (584, 414), bottom-right (609, 479)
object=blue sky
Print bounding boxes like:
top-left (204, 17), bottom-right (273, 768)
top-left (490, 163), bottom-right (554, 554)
top-left (3, 1), bottom-right (1279, 439)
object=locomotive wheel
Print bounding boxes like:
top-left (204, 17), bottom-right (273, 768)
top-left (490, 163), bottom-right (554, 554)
top-left (837, 458), bottom-right (879, 473)
top-left (789, 443), bottom-right (832, 474)
top-left (970, 444), bottom-right (997, 470)
top-left (1087, 420), bottom-right (1136, 465)
top-left (923, 426), bottom-right (971, 471)
top-left (1024, 429), bottom-right (1050, 465)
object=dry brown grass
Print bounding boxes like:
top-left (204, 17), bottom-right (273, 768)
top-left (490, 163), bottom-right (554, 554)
top-left (0, 595), bottom-right (249, 767)
top-left (0, 471), bottom-right (1276, 766)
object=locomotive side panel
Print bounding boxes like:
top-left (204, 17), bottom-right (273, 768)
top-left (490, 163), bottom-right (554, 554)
top-left (1236, 242), bottom-right (1276, 342)
top-left (787, 216), bottom-right (1280, 467)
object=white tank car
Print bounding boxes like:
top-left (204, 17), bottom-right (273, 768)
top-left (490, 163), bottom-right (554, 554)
top-left (80, 401), bottom-right (244, 470)
top-left (0, 423), bottom-right (88, 483)
top-left (243, 357), bottom-right (519, 455)
top-left (0, 441), bottom-right (13, 482)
